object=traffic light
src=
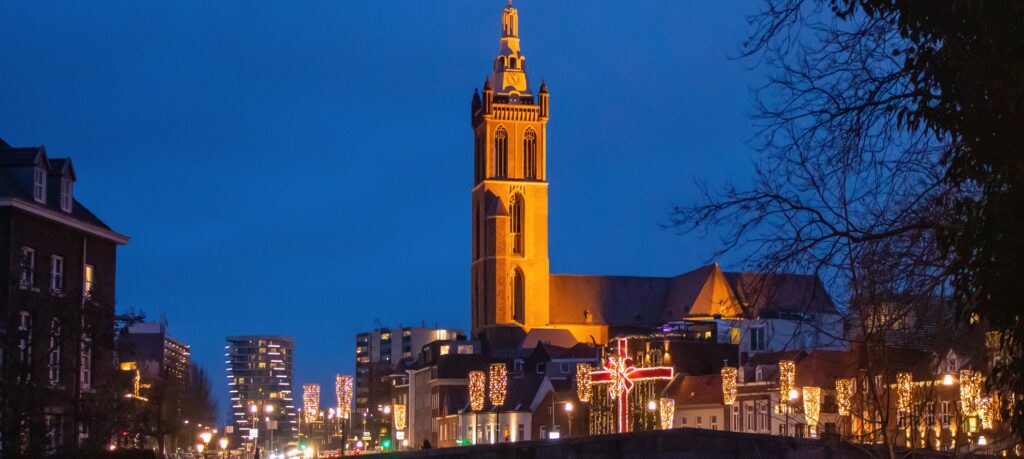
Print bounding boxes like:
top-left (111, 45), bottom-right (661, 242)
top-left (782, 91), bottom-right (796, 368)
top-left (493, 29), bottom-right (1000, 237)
top-left (299, 442), bottom-right (307, 450)
top-left (381, 439), bottom-right (392, 450)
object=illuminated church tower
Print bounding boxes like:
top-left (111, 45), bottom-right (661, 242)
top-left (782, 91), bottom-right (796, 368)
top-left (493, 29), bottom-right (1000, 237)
top-left (470, 1), bottom-right (551, 337)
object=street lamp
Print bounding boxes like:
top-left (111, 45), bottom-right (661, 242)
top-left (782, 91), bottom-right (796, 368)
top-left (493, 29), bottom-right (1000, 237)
top-left (196, 443), bottom-right (205, 454)
top-left (564, 402), bottom-right (574, 437)
top-left (219, 437), bottom-right (229, 455)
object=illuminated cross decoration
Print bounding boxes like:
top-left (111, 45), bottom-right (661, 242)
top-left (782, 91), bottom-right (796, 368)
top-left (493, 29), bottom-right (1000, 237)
top-left (591, 337), bottom-right (674, 433)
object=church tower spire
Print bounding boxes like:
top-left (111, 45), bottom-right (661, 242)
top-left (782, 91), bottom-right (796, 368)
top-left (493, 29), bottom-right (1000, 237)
top-left (491, 0), bottom-right (531, 102)
top-left (470, 1), bottom-right (551, 339)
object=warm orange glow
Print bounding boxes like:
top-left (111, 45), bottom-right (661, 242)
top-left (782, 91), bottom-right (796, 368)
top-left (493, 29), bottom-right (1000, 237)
top-left (721, 367), bottom-right (737, 405)
top-left (778, 361), bottom-right (796, 401)
top-left (469, 371), bottom-right (486, 411)
top-left (303, 384), bottom-right (320, 423)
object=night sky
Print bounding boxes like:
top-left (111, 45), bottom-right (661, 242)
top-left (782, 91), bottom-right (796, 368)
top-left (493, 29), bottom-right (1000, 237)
top-left (0, 0), bottom-right (764, 420)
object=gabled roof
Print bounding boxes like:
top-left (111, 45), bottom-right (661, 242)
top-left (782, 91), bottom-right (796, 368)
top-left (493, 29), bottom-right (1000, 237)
top-left (0, 140), bottom-right (126, 243)
top-left (665, 373), bottom-right (724, 406)
top-left (549, 264), bottom-right (837, 329)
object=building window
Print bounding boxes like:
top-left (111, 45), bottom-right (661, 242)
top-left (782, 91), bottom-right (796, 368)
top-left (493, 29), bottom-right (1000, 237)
top-left (45, 415), bottom-right (61, 453)
top-left (34, 166), bottom-right (46, 203)
top-left (18, 311), bottom-right (32, 366)
top-left (745, 402), bottom-right (755, 432)
top-left (680, 416), bottom-right (687, 426)
top-left (80, 336), bottom-right (92, 390)
top-left (49, 318), bottom-right (61, 385)
top-left (696, 416), bottom-right (702, 428)
top-left (60, 178), bottom-right (73, 212)
top-left (536, 363), bottom-right (546, 374)
top-left (511, 268), bottom-right (525, 324)
top-left (750, 326), bottom-right (766, 352)
top-left (523, 128), bottom-right (537, 179)
top-left (50, 255), bottom-right (64, 294)
top-left (494, 127), bottom-right (508, 177)
top-left (20, 247), bottom-right (35, 288)
top-left (510, 194), bottom-right (524, 256)
top-left (517, 423), bottom-right (524, 441)
top-left (711, 415), bottom-right (718, 430)
top-left (84, 264), bottom-right (94, 296)
top-left (758, 401), bottom-right (770, 431)
top-left (940, 401), bottom-right (951, 426)
top-left (732, 405), bottom-right (740, 432)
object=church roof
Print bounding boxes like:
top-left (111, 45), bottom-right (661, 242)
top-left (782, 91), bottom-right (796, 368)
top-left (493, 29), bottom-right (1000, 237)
top-left (548, 264), bottom-right (837, 329)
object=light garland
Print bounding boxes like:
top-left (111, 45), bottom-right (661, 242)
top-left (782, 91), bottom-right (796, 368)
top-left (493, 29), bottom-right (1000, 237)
top-left (721, 367), bottom-right (737, 405)
top-left (979, 396), bottom-right (995, 429)
top-left (803, 387), bottom-right (821, 436)
top-left (393, 404), bottom-right (407, 431)
top-left (896, 372), bottom-right (913, 415)
top-left (469, 371), bottom-right (486, 411)
top-left (576, 363), bottom-right (593, 402)
top-left (489, 363), bottom-right (508, 407)
top-left (836, 378), bottom-right (854, 416)
top-left (336, 374), bottom-right (353, 419)
top-left (959, 369), bottom-right (983, 416)
top-left (658, 398), bottom-right (675, 429)
top-left (778, 360), bottom-right (796, 401)
top-left (303, 384), bottom-right (320, 423)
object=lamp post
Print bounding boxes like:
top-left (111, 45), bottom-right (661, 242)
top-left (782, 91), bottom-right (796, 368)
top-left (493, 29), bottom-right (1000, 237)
top-left (786, 389), bottom-right (799, 437)
top-left (199, 431), bottom-right (212, 458)
top-left (219, 437), bottom-right (229, 458)
top-left (564, 402), bottom-right (574, 437)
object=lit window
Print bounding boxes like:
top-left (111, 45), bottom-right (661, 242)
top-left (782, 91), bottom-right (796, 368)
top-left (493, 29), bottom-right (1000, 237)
top-left (84, 264), bottom-right (94, 296)
top-left (60, 177), bottom-right (73, 212)
top-left (439, 345), bottom-right (450, 356)
top-left (20, 247), bottom-right (35, 288)
top-left (18, 311), bottom-right (32, 367)
top-left (34, 166), bottom-right (46, 203)
top-left (50, 255), bottom-right (64, 294)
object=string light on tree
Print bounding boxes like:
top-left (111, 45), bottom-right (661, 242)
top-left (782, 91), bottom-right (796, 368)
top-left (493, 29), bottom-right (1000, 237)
top-left (896, 372), bottom-right (913, 416)
top-left (576, 364), bottom-right (593, 403)
top-left (303, 384), bottom-right (321, 424)
top-left (778, 360), bottom-right (796, 401)
top-left (489, 363), bottom-right (508, 407)
top-left (336, 374), bottom-right (353, 419)
top-left (721, 367), bottom-right (737, 405)
top-left (393, 404), bottom-right (407, 431)
top-left (979, 396), bottom-right (995, 429)
top-left (802, 387), bottom-right (821, 437)
top-left (469, 371), bottom-right (486, 411)
top-left (658, 398), bottom-right (675, 430)
top-left (959, 369), bottom-right (983, 417)
top-left (835, 378), bottom-right (854, 416)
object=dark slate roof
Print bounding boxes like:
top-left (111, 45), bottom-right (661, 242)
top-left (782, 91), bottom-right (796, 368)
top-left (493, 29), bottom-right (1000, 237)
top-left (665, 373), bottom-right (723, 406)
top-left (0, 141), bottom-right (115, 231)
top-left (549, 264), bottom-right (837, 329)
top-left (724, 272), bottom-right (837, 316)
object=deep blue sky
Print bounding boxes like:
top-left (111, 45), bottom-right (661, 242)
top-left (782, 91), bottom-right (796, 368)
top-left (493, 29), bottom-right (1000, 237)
top-left (0, 0), bottom-right (763, 419)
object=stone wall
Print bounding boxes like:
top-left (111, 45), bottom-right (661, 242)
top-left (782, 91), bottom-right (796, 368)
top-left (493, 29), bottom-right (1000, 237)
top-left (378, 428), bottom-right (988, 459)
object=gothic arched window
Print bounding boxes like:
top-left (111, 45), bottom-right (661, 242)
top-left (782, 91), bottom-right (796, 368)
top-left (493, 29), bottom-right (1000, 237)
top-left (523, 128), bottom-right (537, 179)
top-left (510, 194), bottom-right (524, 256)
top-left (494, 127), bottom-right (508, 177)
top-left (512, 268), bottom-right (525, 324)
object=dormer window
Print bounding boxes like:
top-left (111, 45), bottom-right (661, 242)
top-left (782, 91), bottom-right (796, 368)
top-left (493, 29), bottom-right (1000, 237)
top-left (34, 167), bottom-right (46, 203)
top-left (60, 177), bottom-right (73, 212)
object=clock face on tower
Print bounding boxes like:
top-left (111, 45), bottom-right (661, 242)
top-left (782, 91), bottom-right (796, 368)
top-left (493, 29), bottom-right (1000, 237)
top-left (504, 71), bottom-right (526, 92)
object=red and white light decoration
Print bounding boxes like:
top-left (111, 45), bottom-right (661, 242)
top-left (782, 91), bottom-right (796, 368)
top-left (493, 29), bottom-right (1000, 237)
top-left (592, 337), bottom-right (673, 433)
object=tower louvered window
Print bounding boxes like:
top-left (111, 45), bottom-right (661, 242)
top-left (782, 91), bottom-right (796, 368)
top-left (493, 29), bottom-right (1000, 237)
top-left (512, 268), bottom-right (525, 324)
top-left (523, 129), bottom-right (537, 179)
top-left (510, 194), bottom-right (524, 256)
top-left (494, 127), bottom-right (508, 177)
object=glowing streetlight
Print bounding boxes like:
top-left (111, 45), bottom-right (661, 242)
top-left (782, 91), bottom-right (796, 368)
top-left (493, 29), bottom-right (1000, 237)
top-left (564, 402), bottom-right (573, 413)
top-left (249, 404), bottom-right (258, 414)
top-left (265, 404), bottom-right (274, 413)
top-left (943, 373), bottom-right (955, 386)
top-left (199, 431), bottom-right (213, 445)
top-left (219, 437), bottom-right (229, 450)
top-left (978, 435), bottom-right (987, 446)
top-left (383, 405), bottom-right (391, 414)
top-left (196, 443), bottom-right (205, 453)
top-left (788, 389), bottom-right (799, 401)
top-left (647, 400), bottom-right (657, 411)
